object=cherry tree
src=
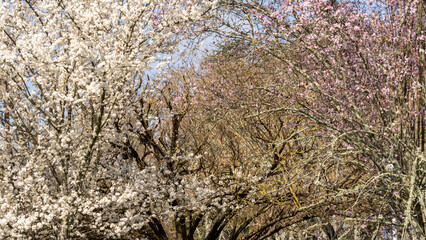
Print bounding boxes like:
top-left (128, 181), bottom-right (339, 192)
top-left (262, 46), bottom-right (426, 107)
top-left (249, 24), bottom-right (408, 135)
top-left (204, 0), bottom-right (425, 238)
top-left (0, 0), bottom-right (219, 239)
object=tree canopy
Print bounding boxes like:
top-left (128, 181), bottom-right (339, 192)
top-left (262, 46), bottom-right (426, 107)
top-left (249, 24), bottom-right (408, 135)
top-left (0, 0), bottom-right (425, 239)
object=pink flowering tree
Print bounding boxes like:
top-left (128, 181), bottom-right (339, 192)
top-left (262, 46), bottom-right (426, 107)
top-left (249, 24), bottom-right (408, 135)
top-left (201, 0), bottom-right (425, 238)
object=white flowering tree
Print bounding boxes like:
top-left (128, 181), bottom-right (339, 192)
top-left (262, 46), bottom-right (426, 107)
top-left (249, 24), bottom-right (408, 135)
top-left (0, 0), bottom-right (219, 239)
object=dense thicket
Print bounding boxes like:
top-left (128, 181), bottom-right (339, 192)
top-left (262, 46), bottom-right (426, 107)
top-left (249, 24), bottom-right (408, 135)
top-left (0, 0), bottom-right (424, 239)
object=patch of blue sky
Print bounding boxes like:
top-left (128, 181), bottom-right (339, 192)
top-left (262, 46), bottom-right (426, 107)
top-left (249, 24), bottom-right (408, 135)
top-left (141, 33), bottom-right (217, 86)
